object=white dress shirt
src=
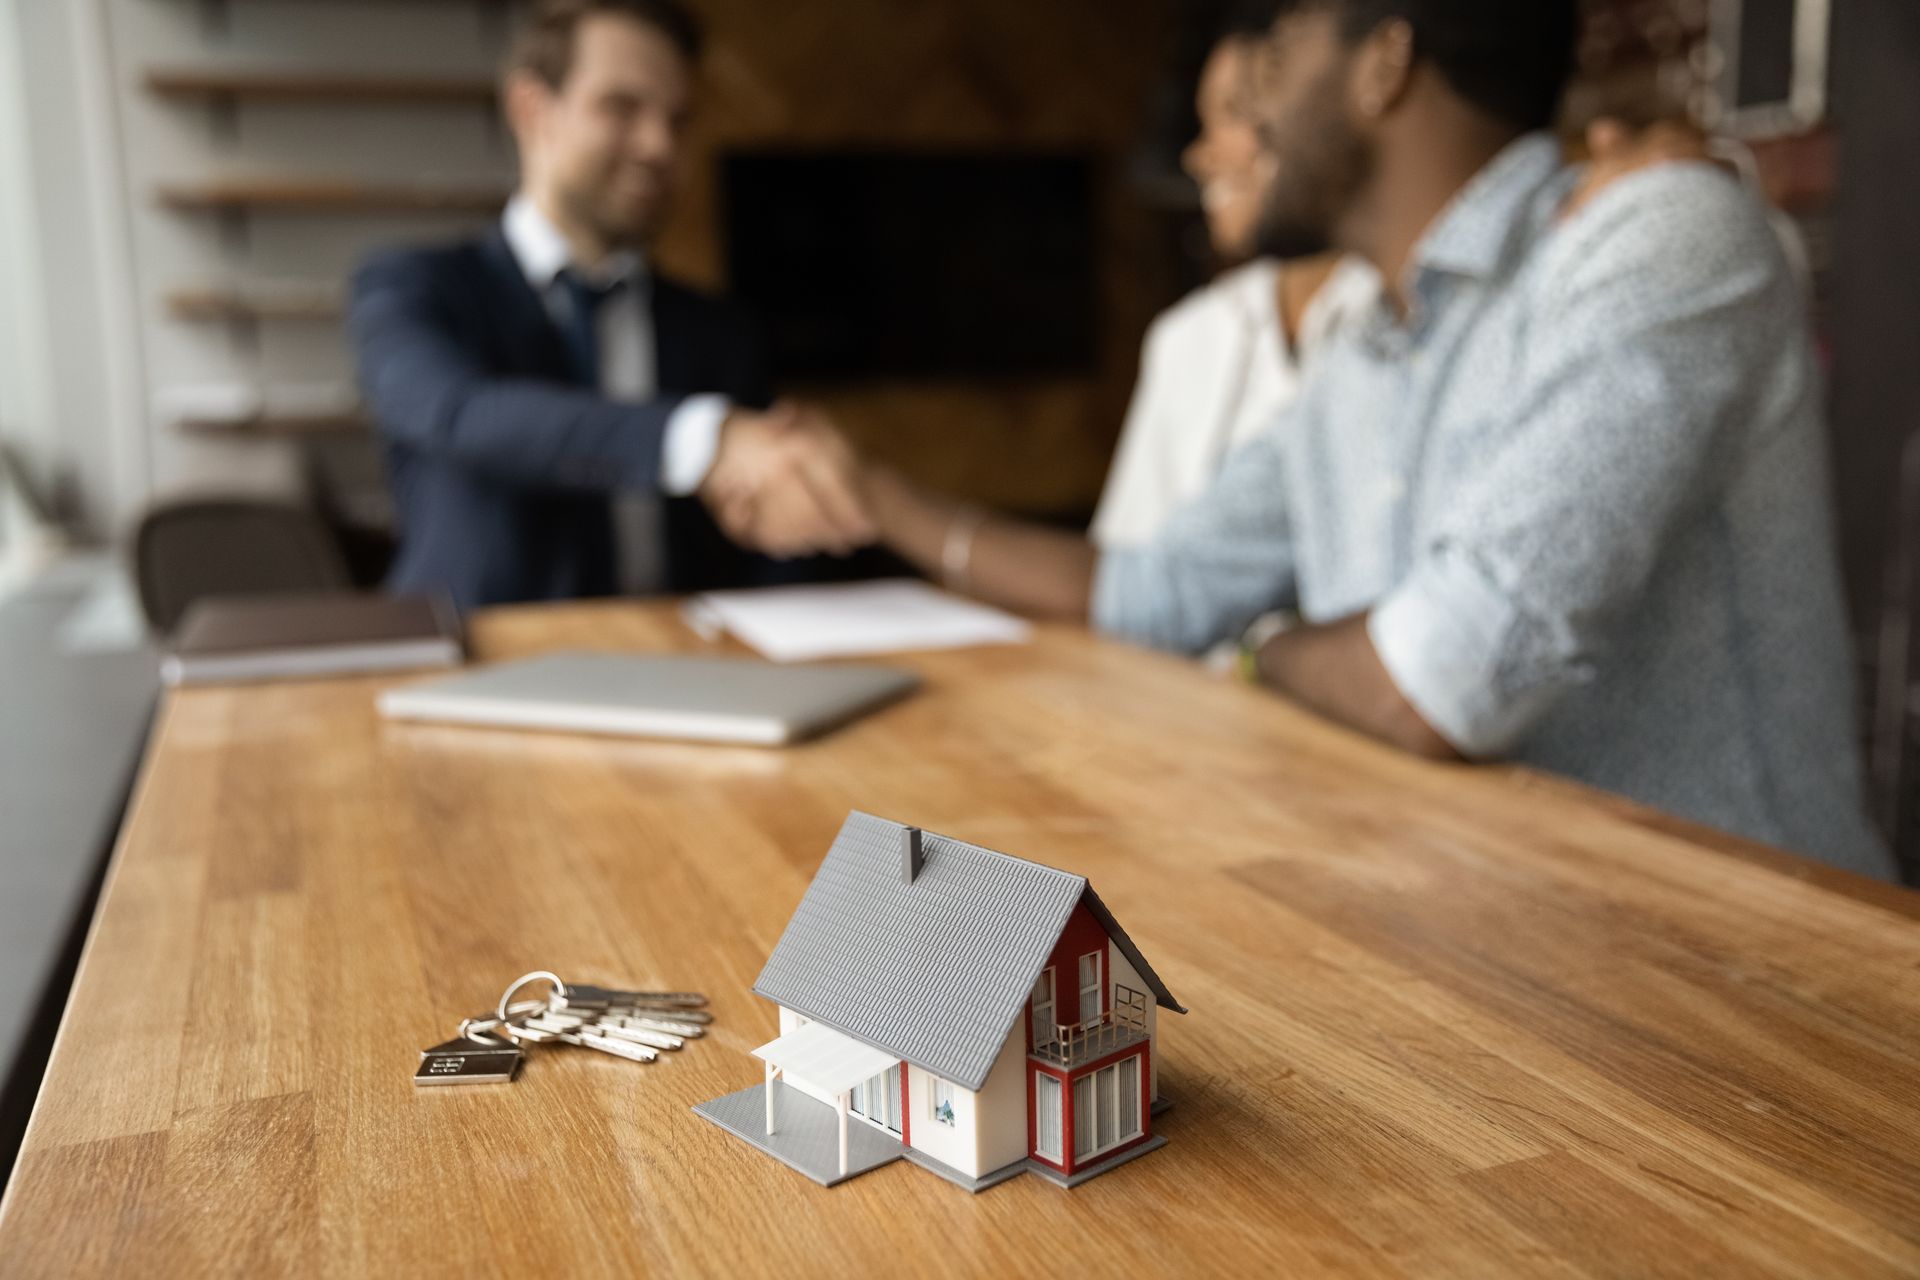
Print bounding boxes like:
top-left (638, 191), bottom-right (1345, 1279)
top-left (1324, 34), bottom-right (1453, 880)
top-left (502, 195), bottom-right (730, 591)
top-left (1091, 256), bottom-right (1377, 549)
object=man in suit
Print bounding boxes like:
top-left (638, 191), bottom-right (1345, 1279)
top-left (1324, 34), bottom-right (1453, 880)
top-left (350, 0), bottom-right (872, 609)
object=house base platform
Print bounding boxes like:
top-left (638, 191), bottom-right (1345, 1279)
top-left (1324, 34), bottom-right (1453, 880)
top-left (692, 1084), bottom-right (906, 1188)
top-left (902, 1147), bottom-right (1030, 1193)
top-left (1024, 1134), bottom-right (1168, 1188)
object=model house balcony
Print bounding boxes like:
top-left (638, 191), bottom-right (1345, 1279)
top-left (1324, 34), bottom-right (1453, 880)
top-left (1031, 986), bottom-right (1149, 1067)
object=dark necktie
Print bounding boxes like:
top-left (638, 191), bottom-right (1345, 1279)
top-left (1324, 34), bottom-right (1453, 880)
top-left (555, 269), bottom-right (622, 387)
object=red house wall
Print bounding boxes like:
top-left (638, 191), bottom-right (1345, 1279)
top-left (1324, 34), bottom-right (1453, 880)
top-left (1022, 893), bottom-right (1155, 1176)
top-left (1028, 1042), bottom-right (1153, 1176)
top-left (1039, 896), bottom-right (1110, 1029)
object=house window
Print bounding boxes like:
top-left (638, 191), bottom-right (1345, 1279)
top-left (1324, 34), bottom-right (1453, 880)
top-left (1072, 1074), bottom-right (1095, 1160)
top-left (1078, 950), bottom-right (1102, 1027)
top-left (1034, 1074), bottom-right (1063, 1161)
top-left (1031, 968), bottom-right (1056, 1047)
top-left (929, 1078), bottom-right (956, 1127)
top-left (849, 1063), bottom-right (902, 1135)
top-left (1069, 1051), bottom-right (1144, 1163)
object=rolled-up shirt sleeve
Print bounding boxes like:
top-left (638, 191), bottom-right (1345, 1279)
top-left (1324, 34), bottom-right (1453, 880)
top-left (1093, 420), bottom-right (1300, 655)
top-left (1367, 166), bottom-right (1799, 757)
top-left (1368, 541), bottom-right (1570, 755)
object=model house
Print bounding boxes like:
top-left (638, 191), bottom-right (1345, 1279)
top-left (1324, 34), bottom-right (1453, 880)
top-left (693, 811), bottom-right (1187, 1191)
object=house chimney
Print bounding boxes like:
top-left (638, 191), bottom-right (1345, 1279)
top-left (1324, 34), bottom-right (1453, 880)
top-left (901, 825), bottom-right (925, 884)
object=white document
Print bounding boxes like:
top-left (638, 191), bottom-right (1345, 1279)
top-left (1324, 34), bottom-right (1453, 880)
top-left (685, 579), bottom-right (1032, 663)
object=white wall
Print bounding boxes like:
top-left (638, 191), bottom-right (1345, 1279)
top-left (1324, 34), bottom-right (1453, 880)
top-left (1109, 944), bottom-right (1160, 1100)
top-left (1, 0), bottom-right (513, 540)
top-left (0, 0), bottom-right (134, 542)
top-left (904, 1062), bottom-right (976, 1175)
top-left (905, 1031), bottom-right (1029, 1179)
top-left (971, 1029), bottom-right (1031, 1177)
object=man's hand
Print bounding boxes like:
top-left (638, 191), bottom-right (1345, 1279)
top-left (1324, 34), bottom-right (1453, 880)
top-left (1564, 118), bottom-right (1712, 220)
top-left (699, 403), bottom-right (877, 559)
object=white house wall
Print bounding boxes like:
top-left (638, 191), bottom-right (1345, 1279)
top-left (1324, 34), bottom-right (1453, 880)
top-left (904, 1029), bottom-right (1031, 1179)
top-left (971, 1029), bottom-right (1030, 1177)
top-left (904, 1062), bottom-right (977, 1175)
top-left (1107, 946), bottom-right (1160, 1100)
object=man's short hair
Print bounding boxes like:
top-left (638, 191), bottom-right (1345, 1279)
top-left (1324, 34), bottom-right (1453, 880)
top-left (507, 0), bottom-right (705, 88)
top-left (1231, 0), bottom-right (1580, 133)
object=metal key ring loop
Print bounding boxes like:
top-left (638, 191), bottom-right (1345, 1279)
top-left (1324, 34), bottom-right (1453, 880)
top-left (459, 1016), bottom-right (508, 1046)
top-left (497, 970), bottom-right (567, 1023)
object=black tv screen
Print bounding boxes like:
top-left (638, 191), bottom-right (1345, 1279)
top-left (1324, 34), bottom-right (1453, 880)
top-left (723, 149), bottom-right (1099, 381)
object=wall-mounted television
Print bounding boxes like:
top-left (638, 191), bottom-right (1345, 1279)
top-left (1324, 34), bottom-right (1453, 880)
top-left (723, 149), bottom-right (1098, 382)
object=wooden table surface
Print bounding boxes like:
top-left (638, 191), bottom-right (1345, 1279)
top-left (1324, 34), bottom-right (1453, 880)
top-left (3, 601), bottom-right (1918, 1278)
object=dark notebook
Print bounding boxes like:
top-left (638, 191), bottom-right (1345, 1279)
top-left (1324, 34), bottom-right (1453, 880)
top-left (162, 592), bottom-right (463, 686)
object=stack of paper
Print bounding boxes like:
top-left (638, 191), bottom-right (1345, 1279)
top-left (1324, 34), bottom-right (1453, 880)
top-left (685, 579), bottom-right (1032, 663)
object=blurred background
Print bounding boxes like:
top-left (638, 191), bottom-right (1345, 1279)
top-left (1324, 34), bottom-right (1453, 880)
top-left (1, 0), bottom-right (1917, 1162)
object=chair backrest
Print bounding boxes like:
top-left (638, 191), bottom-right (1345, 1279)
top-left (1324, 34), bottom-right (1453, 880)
top-left (132, 497), bottom-right (350, 635)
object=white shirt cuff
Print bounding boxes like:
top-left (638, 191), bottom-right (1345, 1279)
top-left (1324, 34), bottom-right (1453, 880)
top-left (659, 394), bottom-right (730, 495)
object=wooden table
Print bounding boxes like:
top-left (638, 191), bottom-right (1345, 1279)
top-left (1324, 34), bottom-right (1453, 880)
top-left (3, 602), bottom-right (1918, 1277)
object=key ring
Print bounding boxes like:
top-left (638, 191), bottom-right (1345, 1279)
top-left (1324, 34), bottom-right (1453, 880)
top-left (497, 970), bottom-right (567, 1023)
top-left (458, 1016), bottom-right (511, 1046)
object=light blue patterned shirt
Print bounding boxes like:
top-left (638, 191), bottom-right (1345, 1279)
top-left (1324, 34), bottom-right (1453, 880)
top-left (1094, 135), bottom-right (1892, 879)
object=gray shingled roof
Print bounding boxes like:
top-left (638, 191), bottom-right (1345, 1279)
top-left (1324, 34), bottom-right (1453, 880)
top-left (753, 812), bottom-right (1185, 1092)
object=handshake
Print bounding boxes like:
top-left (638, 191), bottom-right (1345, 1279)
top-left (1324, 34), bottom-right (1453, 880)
top-left (697, 402), bottom-right (880, 560)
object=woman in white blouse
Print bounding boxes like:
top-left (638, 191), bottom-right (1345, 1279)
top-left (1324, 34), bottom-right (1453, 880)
top-left (1091, 25), bottom-right (1377, 549)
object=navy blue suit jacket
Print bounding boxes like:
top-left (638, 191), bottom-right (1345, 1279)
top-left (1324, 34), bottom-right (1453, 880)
top-left (351, 230), bottom-right (810, 609)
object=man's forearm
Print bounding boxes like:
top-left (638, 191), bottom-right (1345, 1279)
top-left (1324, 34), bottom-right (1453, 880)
top-left (861, 466), bottom-right (1097, 621)
top-left (1254, 613), bottom-right (1462, 760)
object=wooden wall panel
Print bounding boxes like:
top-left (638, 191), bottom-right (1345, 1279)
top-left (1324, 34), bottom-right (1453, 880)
top-left (649, 0), bottom-right (1179, 515)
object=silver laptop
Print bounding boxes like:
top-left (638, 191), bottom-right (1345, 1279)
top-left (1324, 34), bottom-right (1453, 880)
top-left (378, 651), bottom-right (919, 746)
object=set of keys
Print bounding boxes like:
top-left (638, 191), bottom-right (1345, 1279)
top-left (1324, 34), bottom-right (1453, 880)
top-left (414, 970), bottom-right (712, 1087)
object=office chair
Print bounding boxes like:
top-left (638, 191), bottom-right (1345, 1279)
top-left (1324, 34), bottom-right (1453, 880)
top-left (131, 496), bottom-right (350, 636)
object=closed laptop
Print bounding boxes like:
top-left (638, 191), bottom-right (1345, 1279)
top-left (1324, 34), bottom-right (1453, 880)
top-left (377, 651), bottom-right (919, 746)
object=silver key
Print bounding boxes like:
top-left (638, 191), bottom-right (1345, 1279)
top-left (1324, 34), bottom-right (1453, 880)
top-left (607, 1014), bottom-right (705, 1038)
top-left (592, 1023), bottom-right (683, 1051)
top-left (602, 1004), bottom-right (713, 1025)
top-left (524, 1012), bottom-right (589, 1034)
top-left (562, 1029), bottom-right (657, 1062)
top-left (558, 984), bottom-right (707, 1011)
